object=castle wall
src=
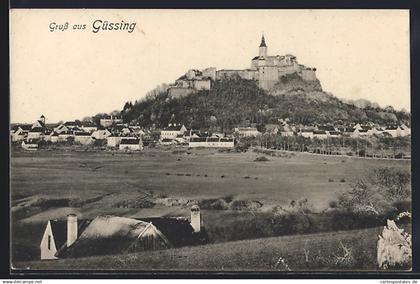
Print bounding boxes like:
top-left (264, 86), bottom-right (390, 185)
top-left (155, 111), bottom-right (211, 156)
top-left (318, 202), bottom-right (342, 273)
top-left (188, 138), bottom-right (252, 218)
top-left (216, 69), bottom-right (258, 81)
top-left (202, 67), bottom-right (216, 81)
top-left (278, 64), bottom-right (302, 77)
top-left (258, 66), bottom-right (279, 90)
top-left (193, 79), bottom-right (211, 90)
top-left (175, 79), bottom-right (193, 88)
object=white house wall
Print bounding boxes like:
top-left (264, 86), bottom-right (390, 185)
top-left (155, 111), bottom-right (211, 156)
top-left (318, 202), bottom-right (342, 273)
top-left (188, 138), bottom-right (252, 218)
top-left (40, 221), bottom-right (59, 260)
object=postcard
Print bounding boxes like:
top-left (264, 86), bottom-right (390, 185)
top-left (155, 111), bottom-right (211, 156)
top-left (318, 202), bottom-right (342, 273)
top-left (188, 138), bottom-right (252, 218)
top-left (10, 9), bottom-right (411, 272)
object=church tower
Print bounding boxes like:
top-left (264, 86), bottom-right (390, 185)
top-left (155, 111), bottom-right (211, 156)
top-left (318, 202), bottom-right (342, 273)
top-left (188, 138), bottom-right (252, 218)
top-left (259, 34), bottom-right (267, 58)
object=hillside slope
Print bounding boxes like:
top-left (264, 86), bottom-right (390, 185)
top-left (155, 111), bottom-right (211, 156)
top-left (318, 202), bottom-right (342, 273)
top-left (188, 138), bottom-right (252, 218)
top-left (16, 226), bottom-right (406, 271)
top-left (121, 77), bottom-right (410, 130)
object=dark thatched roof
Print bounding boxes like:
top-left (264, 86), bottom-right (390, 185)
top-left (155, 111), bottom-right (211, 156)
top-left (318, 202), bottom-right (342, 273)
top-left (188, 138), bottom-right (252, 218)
top-left (139, 217), bottom-right (196, 247)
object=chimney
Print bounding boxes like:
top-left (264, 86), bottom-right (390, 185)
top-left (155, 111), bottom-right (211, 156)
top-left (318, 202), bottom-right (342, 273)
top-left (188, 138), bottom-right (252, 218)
top-left (190, 205), bottom-right (201, 233)
top-left (67, 214), bottom-right (78, 247)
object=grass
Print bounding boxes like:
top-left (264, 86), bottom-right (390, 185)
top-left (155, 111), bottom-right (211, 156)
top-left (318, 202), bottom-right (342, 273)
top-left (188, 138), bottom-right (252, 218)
top-left (11, 148), bottom-right (409, 212)
top-left (10, 147), bottom-right (411, 265)
top-left (15, 225), bottom-right (411, 271)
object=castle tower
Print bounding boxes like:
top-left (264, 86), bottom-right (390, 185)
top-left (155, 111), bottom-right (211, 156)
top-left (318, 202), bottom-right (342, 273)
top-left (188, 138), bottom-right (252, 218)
top-left (67, 214), bottom-right (78, 247)
top-left (190, 205), bottom-right (201, 233)
top-left (259, 34), bottom-right (267, 58)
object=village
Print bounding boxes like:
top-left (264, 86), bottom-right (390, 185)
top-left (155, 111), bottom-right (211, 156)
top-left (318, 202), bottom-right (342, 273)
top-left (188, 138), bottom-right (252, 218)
top-left (10, 113), bottom-right (411, 159)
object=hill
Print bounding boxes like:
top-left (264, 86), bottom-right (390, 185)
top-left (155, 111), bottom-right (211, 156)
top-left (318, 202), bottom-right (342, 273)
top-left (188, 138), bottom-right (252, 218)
top-left (15, 225), bottom-right (409, 271)
top-left (121, 76), bottom-right (410, 131)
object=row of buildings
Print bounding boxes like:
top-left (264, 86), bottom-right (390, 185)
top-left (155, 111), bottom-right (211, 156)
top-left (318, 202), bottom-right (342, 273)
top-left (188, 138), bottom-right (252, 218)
top-left (234, 121), bottom-right (411, 140)
top-left (11, 115), bottom-right (410, 151)
top-left (159, 123), bottom-right (235, 148)
top-left (11, 115), bottom-right (144, 151)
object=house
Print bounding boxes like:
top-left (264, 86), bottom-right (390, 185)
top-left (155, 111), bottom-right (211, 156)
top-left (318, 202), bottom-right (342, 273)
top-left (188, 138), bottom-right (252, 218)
top-left (27, 127), bottom-right (45, 140)
top-left (63, 121), bottom-right (80, 131)
top-left (50, 132), bottom-right (60, 143)
top-left (174, 133), bottom-right (188, 144)
top-left (54, 124), bottom-right (70, 134)
top-left (80, 122), bottom-right (97, 133)
top-left (160, 138), bottom-right (175, 146)
top-left (235, 127), bottom-right (261, 138)
top-left (100, 115), bottom-right (123, 127)
top-left (74, 132), bottom-right (93, 145)
top-left (43, 130), bottom-right (53, 141)
top-left (118, 127), bottom-right (133, 136)
top-left (317, 125), bottom-right (337, 133)
top-left (58, 131), bottom-right (74, 142)
top-left (71, 126), bottom-right (85, 134)
top-left (91, 129), bottom-right (112, 140)
top-left (353, 123), bottom-right (363, 131)
top-left (328, 131), bottom-right (341, 138)
top-left (313, 130), bottom-right (328, 140)
top-left (265, 124), bottom-right (279, 135)
top-left (31, 116), bottom-right (47, 129)
top-left (10, 125), bottom-right (31, 142)
top-left (399, 124), bottom-right (411, 137)
top-left (129, 126), bottom-right (145, 136)
top-left (21, 140), bottom-right (39, 151)
top-left (188, 137), bottom-right (235, 148)
top-left (160, 124), bottom-right (187, 140)
top-left (279, 125), bottom-right (294, 137)
top-left (40, 214), bottom-right (91, 260)
top-left (106, 134), bottom-right (122, 148)
top-left (299, 128), bottom-right (314, 139)
top-left (40, 207), bottom-right (206, 260)
top-left (119, 138), bottom-right (143, 151)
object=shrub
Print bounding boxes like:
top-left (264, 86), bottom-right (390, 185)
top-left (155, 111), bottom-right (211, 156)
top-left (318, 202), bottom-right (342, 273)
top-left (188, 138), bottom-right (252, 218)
top-left (328, 178), bottom-right (334, 182)
top-left (329, 200), bottom-right (338, 208)
top-left (254, 156), bottom-right (269, 162)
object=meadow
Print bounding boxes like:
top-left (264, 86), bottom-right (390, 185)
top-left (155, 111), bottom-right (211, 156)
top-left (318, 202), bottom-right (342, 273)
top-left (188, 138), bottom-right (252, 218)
top-left (10, 147), bottom-right (411, 267)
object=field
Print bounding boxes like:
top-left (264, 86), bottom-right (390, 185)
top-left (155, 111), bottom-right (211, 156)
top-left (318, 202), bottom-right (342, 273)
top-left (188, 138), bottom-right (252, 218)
top-left (10, 147), bottom-right (411, 268)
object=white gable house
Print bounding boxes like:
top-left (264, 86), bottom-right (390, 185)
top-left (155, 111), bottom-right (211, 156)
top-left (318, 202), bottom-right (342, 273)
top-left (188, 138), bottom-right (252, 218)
top-left (160, 124), bottom-right (187, 141)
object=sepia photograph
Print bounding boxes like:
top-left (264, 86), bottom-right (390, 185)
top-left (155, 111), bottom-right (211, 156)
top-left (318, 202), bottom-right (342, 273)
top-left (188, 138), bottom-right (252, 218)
top-left (9, 9), bottom-right (412, 272)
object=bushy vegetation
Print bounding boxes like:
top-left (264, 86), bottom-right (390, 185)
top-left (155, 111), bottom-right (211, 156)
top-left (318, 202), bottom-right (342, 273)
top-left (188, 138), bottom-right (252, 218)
top-left (206, 166), bottom-right (411, 244)
top-left (337, 166), bottom-right (411, 217)
top-left (121, 77), bottom-right (410, 130)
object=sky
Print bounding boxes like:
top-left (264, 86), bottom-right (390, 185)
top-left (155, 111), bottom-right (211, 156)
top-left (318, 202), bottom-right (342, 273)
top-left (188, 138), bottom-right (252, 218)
top-left (10, 9), bottom-right (410, 124)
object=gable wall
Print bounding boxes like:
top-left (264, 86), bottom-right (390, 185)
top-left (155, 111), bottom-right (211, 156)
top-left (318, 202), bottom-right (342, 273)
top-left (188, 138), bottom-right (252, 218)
top-left (40, 221), bottom-right (59, 260)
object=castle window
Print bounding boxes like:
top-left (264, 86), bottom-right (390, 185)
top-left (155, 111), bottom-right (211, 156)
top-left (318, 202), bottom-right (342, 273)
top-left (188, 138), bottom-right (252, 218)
top-left (48, 235), bottom-right (51, 250)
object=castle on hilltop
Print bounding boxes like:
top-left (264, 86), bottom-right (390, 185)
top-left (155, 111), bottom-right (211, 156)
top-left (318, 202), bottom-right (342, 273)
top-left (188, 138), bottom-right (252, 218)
top-left (168, 35), bottom-right (318, 98)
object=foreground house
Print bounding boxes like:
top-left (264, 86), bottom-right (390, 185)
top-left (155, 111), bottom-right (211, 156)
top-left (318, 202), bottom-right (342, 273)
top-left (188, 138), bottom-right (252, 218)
top-left (40, 206), bottom-right (205, 260)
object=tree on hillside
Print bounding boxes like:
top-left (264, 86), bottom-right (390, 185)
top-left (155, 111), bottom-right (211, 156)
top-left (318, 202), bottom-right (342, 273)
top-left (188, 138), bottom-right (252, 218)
top-left (120, 77), bottom-right (411, 129)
